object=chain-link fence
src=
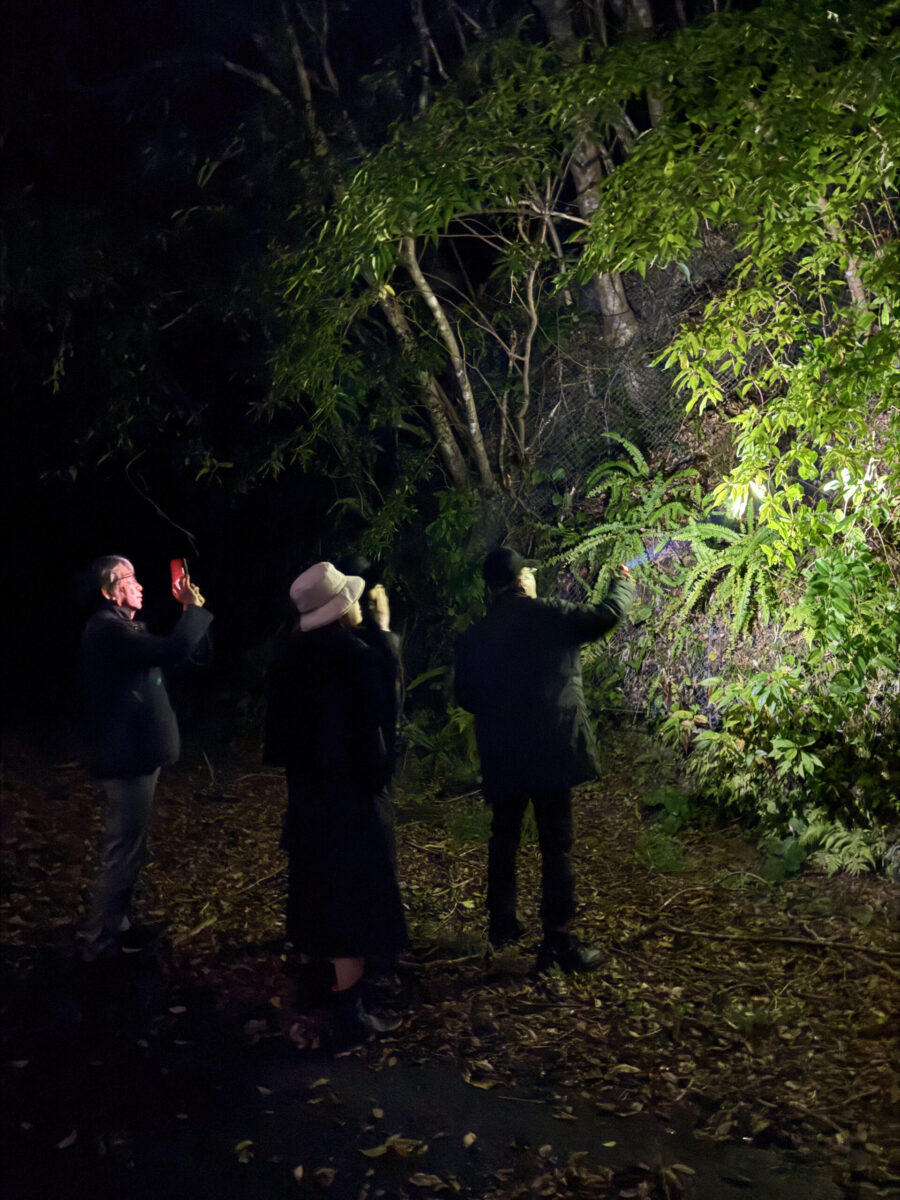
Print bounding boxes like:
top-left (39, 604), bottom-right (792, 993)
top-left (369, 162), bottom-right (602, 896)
top-left (526, 231), bottom-right (739, 494)
top-left (528, 331), bottom-right (688, 486)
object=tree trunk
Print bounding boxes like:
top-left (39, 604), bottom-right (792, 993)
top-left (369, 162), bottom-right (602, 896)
top-left (535, 0), bottom-right (579, 47)
top-left (535, 0), bottom-right (641, 348)
top-left (620, 0), bottom-right (663, 126)
top-left (817, 197), bottom-right (867, 310)
top-left (379, 293), bottom-right (470, 489)
top-left (399, 237), bottom-right (496, 491)
top-left (570, 134), bottom-right (641, 346)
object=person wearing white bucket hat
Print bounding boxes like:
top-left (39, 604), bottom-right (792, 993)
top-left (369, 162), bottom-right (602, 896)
top-left (265, 562), bottom-right (408, 1043)
top-left (289, 561), bottom-right (365, 632)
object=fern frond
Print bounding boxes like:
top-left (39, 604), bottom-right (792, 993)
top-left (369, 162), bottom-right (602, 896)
top-left (653, 501), bottom-right (694, 525)
top-left (600, 432), bottom-right (648, 475)
top-left (586, 463), bottom-right (639, 495)
top-left (682, 521), bottom-right (742, 544)
top-left (675, 559), bottom-right (723, 618)
top-left (757, 574), bottom-right (773, 626)
top-left (733, 560), bottom-right (758, 634)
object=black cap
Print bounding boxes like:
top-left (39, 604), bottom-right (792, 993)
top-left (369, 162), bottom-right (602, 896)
top-left (483, 547), bottom-right (527, 591)
top-left (335, 553), bottom-right (382, 589)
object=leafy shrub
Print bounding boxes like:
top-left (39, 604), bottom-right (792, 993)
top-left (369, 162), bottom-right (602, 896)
top-left (549, 441), bottom-right (898, 860)
top-left (643, 784), bottom-right (696, 836)
top-left (635, 828), bottom-right (691, 874)
top-left (400, 693), bottom-right (480, 790)
top-left (423, 490), bottom-right (486, 629)
top-left (682, 546), bottom-right (900, 848)
top-left (446, 798), bottom-right (537, 847)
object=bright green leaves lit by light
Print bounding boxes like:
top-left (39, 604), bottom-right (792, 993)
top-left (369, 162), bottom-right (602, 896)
top-left (274, 0), bottom-right (900, 564)
top-left (576, 0), bottom-right (900, 561)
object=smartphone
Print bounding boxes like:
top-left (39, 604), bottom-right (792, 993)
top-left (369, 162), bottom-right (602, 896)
top-left (169, 558), bottom-right (188, 588)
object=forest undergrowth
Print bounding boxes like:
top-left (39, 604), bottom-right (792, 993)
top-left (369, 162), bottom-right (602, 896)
top-left (1, 728), bottom-right (899, 1198)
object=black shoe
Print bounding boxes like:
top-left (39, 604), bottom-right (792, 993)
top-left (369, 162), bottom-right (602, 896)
top-left (534, 942), bottom-right (604, 975)
top-left (488, 915), bottom-right (524, 949)
top-left (118, 923), bottom-right (165, 953)
top-left (325, 986), bottom-right (401, 1051)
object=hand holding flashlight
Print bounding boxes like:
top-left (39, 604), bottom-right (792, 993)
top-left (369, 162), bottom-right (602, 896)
top-left (173, 574), bottom-right (205, 609)
top-left (368, 583), bottom-right (391, 631)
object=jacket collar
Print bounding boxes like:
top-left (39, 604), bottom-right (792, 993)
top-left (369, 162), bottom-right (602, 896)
top-left (99, 598), bottom-right (142, 627)
top-left (489, 588), bottom-right (532, 610)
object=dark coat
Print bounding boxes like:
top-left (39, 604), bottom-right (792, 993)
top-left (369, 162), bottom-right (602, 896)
top-left (263, 623), bottom-right (392, 788)
top-left (454, 578), bottom-right (635, 793)
top-left (263, 622), bottom-right (407, 958)
top-left (79, 601), bottom-right (214, 779)
top-left (356, 619), bottom-right (402, 771)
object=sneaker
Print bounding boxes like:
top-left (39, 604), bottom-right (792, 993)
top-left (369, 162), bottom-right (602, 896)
top-left (352, 996), bottom-right (402, 1035)
top-left (534, 942), bottom-right (604, 975)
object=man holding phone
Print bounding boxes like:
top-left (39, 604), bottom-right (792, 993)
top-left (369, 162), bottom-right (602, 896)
top-left (77, 555), bottom-right (212, 963)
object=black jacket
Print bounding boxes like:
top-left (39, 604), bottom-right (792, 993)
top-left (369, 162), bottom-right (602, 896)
top-left (79, 601), bottom-right (214, 778)
top-left (454, 578), bottom-right (634, 792)
top-left (263, 622), bottom-right (392, 793)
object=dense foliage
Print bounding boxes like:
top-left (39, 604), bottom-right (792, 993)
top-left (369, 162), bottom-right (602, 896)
top-left (268, 0), bottom-right (899, 848)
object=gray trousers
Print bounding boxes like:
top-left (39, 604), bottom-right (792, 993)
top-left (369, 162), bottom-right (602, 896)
top-left (80, 770), bottom-right (159, 960)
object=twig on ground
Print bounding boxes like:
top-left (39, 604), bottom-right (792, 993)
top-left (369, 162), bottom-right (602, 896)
top-left (172, 915), bottom-right (218, 943)
top-left (231, 869), bottom-right (283, 896)
top-left (662, 924), bottom-right (900, 959)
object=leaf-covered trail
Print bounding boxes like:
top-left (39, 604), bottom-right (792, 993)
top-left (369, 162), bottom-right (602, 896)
top-left (1, 730), bottom-right (898, 1199)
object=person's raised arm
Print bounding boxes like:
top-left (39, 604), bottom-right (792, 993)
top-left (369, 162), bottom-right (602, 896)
top-left (557, 565), bottom-right (636, 643)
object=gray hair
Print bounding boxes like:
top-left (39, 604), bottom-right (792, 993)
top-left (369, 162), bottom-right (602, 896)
top-left (94, 555), bottom-right (132, 596)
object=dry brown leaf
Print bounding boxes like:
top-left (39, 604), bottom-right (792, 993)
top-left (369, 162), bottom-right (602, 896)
top-left (234, 1139), bottom-right (254, 1163)
top-left (408, 1172), bottom-right (447, 1189)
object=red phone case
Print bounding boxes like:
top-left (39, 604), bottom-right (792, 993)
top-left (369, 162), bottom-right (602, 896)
top-left (169, 558), bottom-right (187, 587)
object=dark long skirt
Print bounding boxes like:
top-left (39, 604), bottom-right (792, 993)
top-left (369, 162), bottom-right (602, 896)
top-left (283, 772), bottom-right (408, 960)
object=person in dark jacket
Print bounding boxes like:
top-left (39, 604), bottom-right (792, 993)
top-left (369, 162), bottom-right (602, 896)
top-left (78, 555), bottom-right (213, 963)
top-left (264, 562), bottom-right (408, 1037)
top-left (335, 554), bottom-right (403, 866)
top-left (454, 547), bottom-right (635, 974)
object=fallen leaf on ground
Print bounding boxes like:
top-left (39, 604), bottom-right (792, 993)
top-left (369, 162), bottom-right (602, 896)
top-left (408, 1173), bottom-right (447, 1189)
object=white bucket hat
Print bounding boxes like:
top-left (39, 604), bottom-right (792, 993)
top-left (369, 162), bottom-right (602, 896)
top-left (289, 562), bottom-right (365, 631)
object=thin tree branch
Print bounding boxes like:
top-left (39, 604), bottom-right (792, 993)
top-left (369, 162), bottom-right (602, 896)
top-left (124, 454), bottom-right (200, 557)
top-left (662, 923), bottom-right (900, 960)
top-left (220, 59), bottom-right (294, 112)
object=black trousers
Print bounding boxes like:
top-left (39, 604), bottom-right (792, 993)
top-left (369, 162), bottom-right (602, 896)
top-left (485, 784), bottom-right (575, 942)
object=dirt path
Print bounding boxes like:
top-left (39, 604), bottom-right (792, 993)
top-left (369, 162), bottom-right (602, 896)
top-left (1, 729), bottom-right (898, 1198)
